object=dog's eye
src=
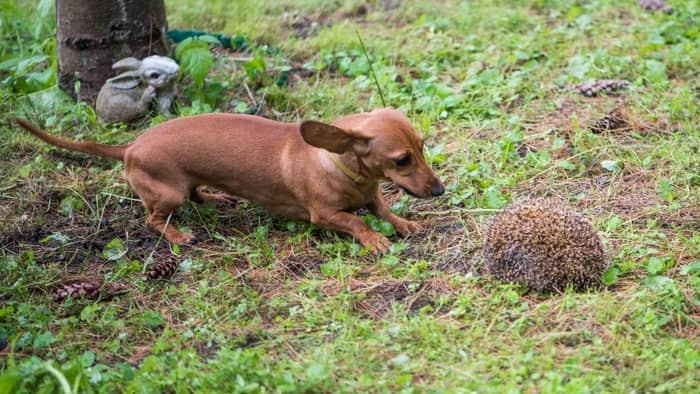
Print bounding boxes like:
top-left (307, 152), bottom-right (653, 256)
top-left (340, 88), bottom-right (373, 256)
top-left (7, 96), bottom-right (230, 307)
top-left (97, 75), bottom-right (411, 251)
top-left (394, 154), bottom-right (411, 167)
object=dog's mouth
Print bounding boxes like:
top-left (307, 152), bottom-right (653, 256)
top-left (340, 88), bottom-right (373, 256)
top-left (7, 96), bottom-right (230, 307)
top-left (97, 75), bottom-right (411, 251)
top-left (398, 184), bottom-right (427, 199)
top-left (396, 181), bottom-right (444, 199)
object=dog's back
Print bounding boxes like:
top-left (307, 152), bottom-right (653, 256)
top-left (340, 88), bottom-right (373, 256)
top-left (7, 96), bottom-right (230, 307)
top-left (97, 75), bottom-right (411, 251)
top-left (124, 113), bottom-right (312, 216)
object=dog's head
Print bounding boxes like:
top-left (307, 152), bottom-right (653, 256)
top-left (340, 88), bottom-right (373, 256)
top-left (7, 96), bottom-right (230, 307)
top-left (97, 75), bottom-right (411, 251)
top-left (300, 108), bottom-right (444, 198)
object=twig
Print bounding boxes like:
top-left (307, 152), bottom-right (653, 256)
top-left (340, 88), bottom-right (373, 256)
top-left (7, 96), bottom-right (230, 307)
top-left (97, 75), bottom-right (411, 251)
top-left (243, 81), bottom-right (256, 103)
top-left (419, 208), bottom-right (502, 216)
top-left (143, 213), bottom-right (172, 273)
top-left (0, 183), bottom-right (17, 193)
top-left (100, 191), bottom-right (140, 202)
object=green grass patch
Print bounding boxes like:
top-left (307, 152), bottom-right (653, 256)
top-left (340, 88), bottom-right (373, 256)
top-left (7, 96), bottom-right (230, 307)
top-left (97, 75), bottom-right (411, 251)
top-left (1, 0), bottom-right (698, 392)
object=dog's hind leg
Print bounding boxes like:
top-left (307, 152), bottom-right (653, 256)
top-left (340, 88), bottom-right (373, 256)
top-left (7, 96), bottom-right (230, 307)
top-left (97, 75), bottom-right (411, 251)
top-left (128, 170), bottom-right (194, 244)
top-left (190, 186), bottom-right (238, 205)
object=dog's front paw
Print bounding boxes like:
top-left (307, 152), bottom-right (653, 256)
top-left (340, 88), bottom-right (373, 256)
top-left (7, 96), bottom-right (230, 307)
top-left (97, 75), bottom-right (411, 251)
top-left (392, 219), bottom-right (423, 236)
top-left (359, 231), bottom-right (391, 255)
top-left (167, 231), bottom-right (196, 245)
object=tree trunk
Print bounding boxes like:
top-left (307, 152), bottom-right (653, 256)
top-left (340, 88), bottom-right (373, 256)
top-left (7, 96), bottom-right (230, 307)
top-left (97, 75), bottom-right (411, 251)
top-left (56, 0), bottom-right (169, 103)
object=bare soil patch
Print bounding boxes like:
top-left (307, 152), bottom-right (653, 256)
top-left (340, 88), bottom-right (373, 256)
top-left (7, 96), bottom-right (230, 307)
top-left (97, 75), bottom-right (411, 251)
top-left (321, 275), bottom-right (454, 317)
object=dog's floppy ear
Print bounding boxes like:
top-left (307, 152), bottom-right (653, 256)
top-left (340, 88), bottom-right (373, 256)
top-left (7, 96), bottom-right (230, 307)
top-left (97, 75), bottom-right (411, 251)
top-left (300, 120), bottom-right (370, 155)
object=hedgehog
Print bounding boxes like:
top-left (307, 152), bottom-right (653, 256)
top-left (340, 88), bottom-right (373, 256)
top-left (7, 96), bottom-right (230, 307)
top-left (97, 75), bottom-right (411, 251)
top-left (482, 199), bottom-right (608, 292)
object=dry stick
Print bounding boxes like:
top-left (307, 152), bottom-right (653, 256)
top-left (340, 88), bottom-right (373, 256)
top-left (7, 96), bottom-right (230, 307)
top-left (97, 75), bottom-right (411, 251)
top-left (0, 183), bottom-right (17, 193)
top-left (356, 30), bottom-right (386, 107)
top-left (419, 208), bottom-right (502, 216)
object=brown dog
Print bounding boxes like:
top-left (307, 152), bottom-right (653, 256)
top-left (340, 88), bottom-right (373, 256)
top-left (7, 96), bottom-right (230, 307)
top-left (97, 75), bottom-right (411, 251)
top-left (14, 109), bottom-right (444, 253)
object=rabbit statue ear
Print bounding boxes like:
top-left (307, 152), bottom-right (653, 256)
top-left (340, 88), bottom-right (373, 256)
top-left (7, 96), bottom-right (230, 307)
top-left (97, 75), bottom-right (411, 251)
top-left (106, 71), bottom-right (142, 90)
top-left (112, 57), bottom-right (142, 72)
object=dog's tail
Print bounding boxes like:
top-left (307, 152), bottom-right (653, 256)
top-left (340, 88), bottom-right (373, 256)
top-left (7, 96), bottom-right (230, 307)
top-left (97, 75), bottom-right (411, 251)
top-left (14, 118), bottom-right (129, 161)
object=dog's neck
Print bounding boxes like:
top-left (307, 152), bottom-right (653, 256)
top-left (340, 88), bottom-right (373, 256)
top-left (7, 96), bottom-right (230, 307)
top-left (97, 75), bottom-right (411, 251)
top-left (329, 152), bottom-right (370, 184)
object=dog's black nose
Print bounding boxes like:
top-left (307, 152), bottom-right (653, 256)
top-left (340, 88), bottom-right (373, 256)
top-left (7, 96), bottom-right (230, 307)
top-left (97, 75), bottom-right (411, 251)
top-left (431, 183), bottom-right (445, 197)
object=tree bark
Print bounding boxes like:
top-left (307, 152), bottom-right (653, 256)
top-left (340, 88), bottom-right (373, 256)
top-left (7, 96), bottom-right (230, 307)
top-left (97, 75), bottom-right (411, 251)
top-left (56, 0), bottom-right (169, 103)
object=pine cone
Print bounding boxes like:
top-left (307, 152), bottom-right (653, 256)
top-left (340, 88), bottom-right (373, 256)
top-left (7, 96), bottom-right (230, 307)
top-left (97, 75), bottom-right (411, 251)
top-left (53, 280), bottom-right (127, 302)
top-left (145, 258), bottom-right (179, 280)
top-left (573, 79), bottom-right (629, 97)
top-left (639, 0), bottom-right (673, 13)
top-left (589, 110), bottom-right (628, 133)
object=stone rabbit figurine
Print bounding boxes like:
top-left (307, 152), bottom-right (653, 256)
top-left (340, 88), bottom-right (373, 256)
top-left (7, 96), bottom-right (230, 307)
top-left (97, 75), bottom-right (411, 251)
top-left (96, 55), bottom-right (180, 123)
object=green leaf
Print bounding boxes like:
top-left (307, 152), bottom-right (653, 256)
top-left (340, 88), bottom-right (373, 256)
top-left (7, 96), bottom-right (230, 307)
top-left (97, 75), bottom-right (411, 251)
top-left (182, 47), bottom-right (213, 87)
top-left (16, 55), bottom-right (48, 75)
top-left (25, 66), bottom-right (55, 91)
top-left (79, 350), bottom-right (96, 368)
top-left (643, 275), bottom-right (676, 293)
top-left (575, 14), bottom-right (592, 29)
top-left (478, 69), bottom-right (502, 85)
top-left (320, 260), bottom-right (340, 276)
top-left (389, 242), bottom-right (408, 255)
top-left (0, 368), bottom-right (22, 394)
top-left (174, 37), bottom-right (208, 59)
top-left (396, 373), bottom-right (413, 388)
top-left (196, 34), bottom-right (223, 46)
top-left (0, 57), bottom-right (21, 71)
top-left (305, 363), bottom-right (327, 381)
top-left (606, 215), bottom-right (623, 232)
top-left (504, 288), bottom-right (519, 304)
top-left (143, 310), bottom-right (165, 328)
top-left (18, 163), bottom-right (32, 178)
top-left (80, 303), bottom-right (99, 321)
top-left (555, 160), bottom-right (576, 171)
top-left (644, 60), bottom-right (667, 82)
top-left (233, 101), bottom-right (249, 113)
top-left (483, 185), bottom-right (507, 209)
top-left (40, 232), bottom-right (70, 245)
top-left (378, 221), bottom-right (395, 237)
top-left (600, 160), bottom-right (621, 173)
top-left (0, 306), bottom-right (14, 318)
top-left (58, 360), bottom-right (84, 391)
top-left (381, 254), bottom-right (400, 267)
top-left (244, 51), bottom-right (267, 81)
top-left (443, 94), bottom-right (464, 109)
top-left (179, 258), bottom-right (193, 272)
top-left (102, 237), bottom-right (127, 261)
top-left (680, 261), bottom-right (700, 276)
top-left (551, 137), bottom-right (565, 150)
top-left (175, 37), bottom-right (213, 87)
top-left (25, 86), bottom-right (73, 113)
top-left (566, 6), bottom-right (582, 21)
top-left (59, 195), bottom-right (84, 217)
top-left (425, 143), bottom-right (447, 164)
top-left (656, 180), bottom-right (674, 202)
top-left (603, 267), bottom-right (619, 285)
top-left (567, 55), bottom-right (590, 80)
top-left (646, 257), bottom-right (664, 275)
top-left (33, 331), bottom-right (54, 348)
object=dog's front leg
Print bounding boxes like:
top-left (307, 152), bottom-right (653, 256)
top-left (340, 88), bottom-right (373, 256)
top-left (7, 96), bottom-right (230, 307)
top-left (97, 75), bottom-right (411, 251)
top-left (310, 208), bottom-right (391, 254)
top-left (368, 189), bottom-right (422, 235)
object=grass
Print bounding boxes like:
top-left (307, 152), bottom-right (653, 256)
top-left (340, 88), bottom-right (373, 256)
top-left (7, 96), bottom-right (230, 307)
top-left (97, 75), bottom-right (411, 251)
top-left (1, 0), bottom-right (698, 392)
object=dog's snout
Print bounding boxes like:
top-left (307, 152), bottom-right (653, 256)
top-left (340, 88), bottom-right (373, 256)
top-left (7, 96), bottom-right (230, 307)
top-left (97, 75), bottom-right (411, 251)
top-left (430, 182), bottom-right (445, 197)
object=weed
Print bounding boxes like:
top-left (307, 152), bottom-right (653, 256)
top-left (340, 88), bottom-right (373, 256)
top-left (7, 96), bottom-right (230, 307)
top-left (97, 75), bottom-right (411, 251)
top-left (1, 0), bottom-right (699, 392)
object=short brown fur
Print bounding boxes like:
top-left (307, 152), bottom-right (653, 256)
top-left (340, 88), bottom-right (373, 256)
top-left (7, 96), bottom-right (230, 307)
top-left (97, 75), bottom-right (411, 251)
top-left (14, 109), bottom-right (444, 253)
